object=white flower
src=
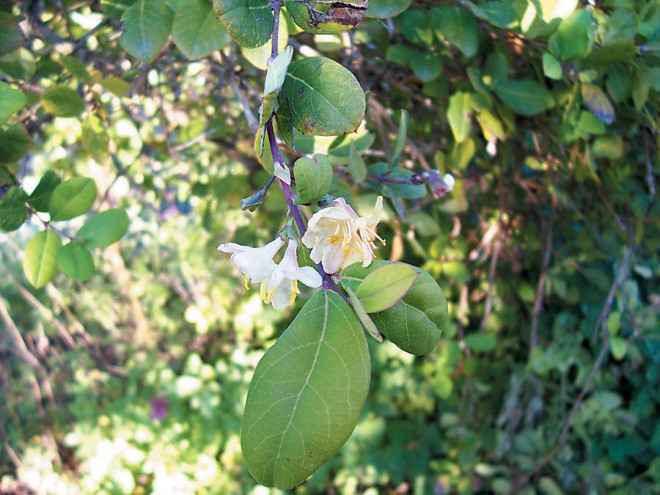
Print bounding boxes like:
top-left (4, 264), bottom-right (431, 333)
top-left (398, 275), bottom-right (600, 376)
top-left (217, 237), bottom-right (284, 286)
top-left (260, 239), bottom-right (322, 309)
top-left (302, 196), bottom-right (385, 274)
top-left (218, 237), bottom-right (321, 309)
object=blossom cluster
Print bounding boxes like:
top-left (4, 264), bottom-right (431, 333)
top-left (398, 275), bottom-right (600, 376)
top-left (218, 196), bottom-right (384, 309)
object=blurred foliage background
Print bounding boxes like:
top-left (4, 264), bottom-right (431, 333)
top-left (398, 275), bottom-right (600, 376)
top-left (0, 0), bottom-right (658, 494)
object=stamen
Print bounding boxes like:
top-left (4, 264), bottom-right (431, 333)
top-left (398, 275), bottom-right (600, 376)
top-left (289, 280), bottom-right (299, 306)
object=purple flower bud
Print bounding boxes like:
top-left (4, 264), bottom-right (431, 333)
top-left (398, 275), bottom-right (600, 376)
top-left (149, 397), bottom-right (168, 420)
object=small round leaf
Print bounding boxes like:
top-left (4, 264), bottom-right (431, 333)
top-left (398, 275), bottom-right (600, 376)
top-left (49, 177), bottom-right (97, 222)
top-left (77, 209), bottom-right (129, 248)
top-left (56, 243), bottom-right (95, 281)
top-left (24, 230), bottom-right (62, 288)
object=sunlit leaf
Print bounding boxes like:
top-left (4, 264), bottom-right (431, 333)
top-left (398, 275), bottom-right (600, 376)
top-left (367, 0), bottom-right (412, 19)
top-left (0, 186), bottom-right (27, 232)
top-left (581, 84), bottom-right (615, 125)
top-left (56, 243), bottom-right (95, 281)
top-left (431, 6), bottom-right (479, 58)
top-left (492, 79), bottom-right (554, 116)
top-left (49, 178), bottom-right (97, 222)
top-left (77, 209), bottom-right (130, 248)
top-left (294, 155), bottom-right (333, 205)
top-left (0, 83), bottom-right (26, 124)
top-left (447, 92), bottom-right (473, 143)
top-left (24, 230), bottom-right (61, 288)
top-left (172, 0), bottom-right (230, 59)
top-left (40, 85), bottom-right (84, 117)
top-left (355, 262), bottom-right (419, 313)
top-left (242, 290), bottom-right (370, 489)
top-left (120, 0), bottom-right (173, 63)
top-left (277, 57), bottom-right (365, 136)
top-left (214, 0), bottom-right (273, 48)
top-left (342, 262), bottom-right (448, 355)
top-left (28, 171), bottom-right (61, 212)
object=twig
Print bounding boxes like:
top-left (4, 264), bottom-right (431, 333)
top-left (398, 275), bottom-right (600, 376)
top-left (511, 241), bottom-right (634, 493)
top-left (530, 210), bottom-right (554, 355)
top-left (0, 295), bottom-right (42, 369)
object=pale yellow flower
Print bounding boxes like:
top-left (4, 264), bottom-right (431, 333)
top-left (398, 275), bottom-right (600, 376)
top-left (302, 196), bottom-right (384, 274)
top-left (218, 237), bottom-right (321, 309)
top-left (260, 239), bottom-right (322, 309)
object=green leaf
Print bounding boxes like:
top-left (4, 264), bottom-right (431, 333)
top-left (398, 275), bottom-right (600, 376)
top-left (347, 141), bottom-right (367, 182)
top-left (23, 230), bottom-right (62, 288)
top-left (0, 83), bottom-right (26, 124)
top-left (0, 123), bottom-right (31, 164)
top-left (390, 110), bottom-right (408, 169)
top-left (464, 333), bottom-right (497, 352)
top-left (0, 12), bottom-right (24, 55)
top-left (172, 0), bottom-right (230, 59)
top-left (28, 171), bottom-right (62, 212)
top-left (213, 0), bottom-right (273, 49)
top-left (410, 51), bottom-right (443, 82)
top-left (241, 290), bottom-right (370, 489)
top-left (492, 79), bottom-right (554, 116)
top-left (100, 76), bottom-right (132, 97)
top-left (581, 84), bottom-right (615, 125)
top-left (355, 262), bottom-right (419, 313)
top-left (101, 0), bottom-right (134, 19)
top-left (465, 1), bottom-right (516, 29)
top-left (56, 55), bottom-right (94, 84)
top-left (81, 114), bottom-right (110, 162)
top-left (548, 9), bottom-right (594, 60)
top-left (0, 186), bottom-right (27, 231)
top-left (447, 92), bottom-right (473, 143)
top-left (56, 243), bottom-right (95, 281)
top-left (49, 177), bottom-right (97, 222)
top-left (610, 336), bottom-right (628, 361)
top-left (632, 65), bottom-right (650, 111)
top-left (77, 209), bottom-right (130, 248)
top-left (264, 46), bottom-right (294, 95)
top-left (277, 57), bottom-right (365, 136)
top-left (40, 85), bottom-right (84, 117)
top-left (120, 0), bottom-right (173, 63)
top-left (342, 262), bottom-right (448, 355)
top-left (431, 6), bottom-right (479, 58)
top-left (367, 163), bottom-right (426, 199)
top-left (342, 283), bottom-right (384, 342)
top-left (294, 155), bottom-right (333, 205)
top-left (542, 52), bottom-right (563, 80)
top-left (397, 9), bottom-right (434, 47)
top-left (585, 40), bottom-right (636, 66)
top-left (367, 0), bottom-right (412, 19)
top-left (606, 64), bottom-right (632, 102)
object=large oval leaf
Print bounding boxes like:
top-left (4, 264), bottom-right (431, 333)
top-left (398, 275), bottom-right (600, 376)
top-left (431, 6), bottom-right (479, 58)
top-left (492, 79), bottom-right (554, 116)
top-left (0, 83), bottom-right (26, 124)
top-left (49, 177), bottom-right (97, 222)
top-left (56, 243), bottom-right (95, 281)
top-left (40, 85), bottom-right (84, 118)
top-left (367, 0), bottom-right (412, 19)
top-left (120, 0), bottom-right (173, 63)
top-left (355, 262), bottom-right (419, 313)
top-left (342, 261), bottom-right (448, 355)
top-left (276, 57), bottom-right (365, 136)
top-left (0, 186), bottom-right (27, 232)
top-left (77, 209), bottom-right (130, 248)
top-left (242, 290), bottom-right (370, 489)
top-left (24, 230), bottom-right (61, 288)
top-left (213, 0), bottom-right (273, 49)
top-left (172, 0), bottom-right (230, 59)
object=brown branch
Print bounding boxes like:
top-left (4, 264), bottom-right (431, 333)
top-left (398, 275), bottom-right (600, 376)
top-left (511, 241), bottom-right (634, 493)
top-left (0, 296), bottom-right (42, 369)
top-left (530, 211), bottom-right (554, 355)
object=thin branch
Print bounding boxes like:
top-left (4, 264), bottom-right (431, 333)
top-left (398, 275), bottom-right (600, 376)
top-left (530, 210), bottom-right (554, 355)
top-left (0, 295), bottom-right (42, 369)
top-left (511, 241), bottom-right (634, 493)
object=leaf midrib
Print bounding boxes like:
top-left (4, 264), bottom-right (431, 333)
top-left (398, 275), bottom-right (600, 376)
top-left (272, 290), bottom-right (330, 468)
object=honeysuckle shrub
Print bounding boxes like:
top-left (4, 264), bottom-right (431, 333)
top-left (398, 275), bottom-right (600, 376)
top-left (1, 0), bottom-right (658, 494)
